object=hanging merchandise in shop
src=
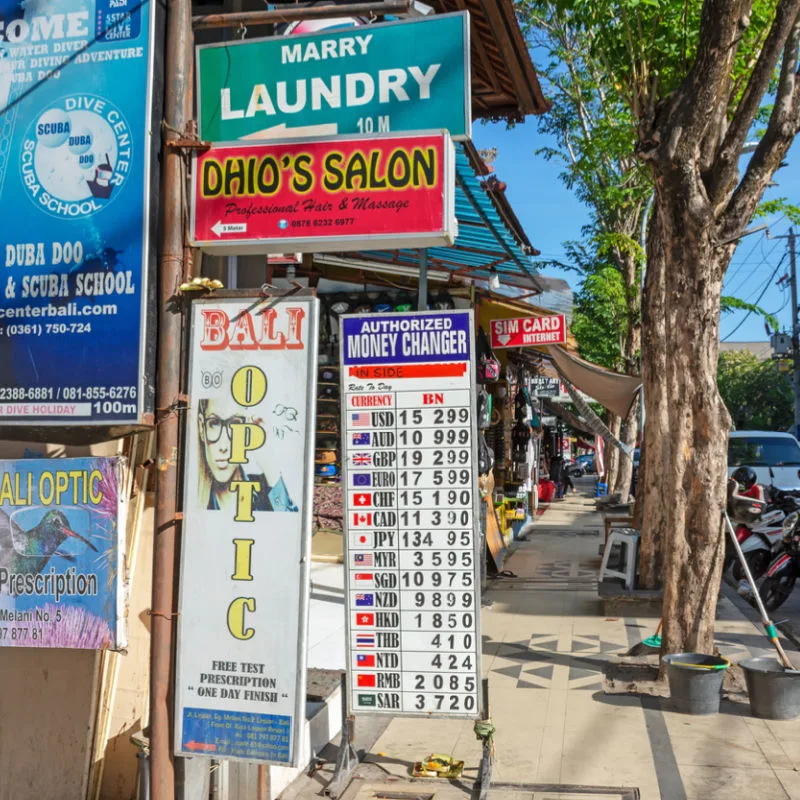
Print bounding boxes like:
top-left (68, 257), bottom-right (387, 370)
top-left (196, 13), bottom-right (470, 142)
top-left (490, 314), bottom-right (566, 349)
top-left (0, 457), bottom-right (127, 649)
top-left (340, 310), bottom-right (482, 717)
top-left (175, 294), bottom-right (318, 765)
top-left (191, 132), bottom-right (456, 255)
top-left (0, 0), bottom-right (158, 428)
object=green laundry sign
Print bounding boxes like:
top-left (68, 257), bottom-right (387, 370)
top-left (196, 12), bottom-right (471, 142)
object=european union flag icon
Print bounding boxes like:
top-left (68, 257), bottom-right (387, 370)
top-left (353, 474), bottom-right (371, 487)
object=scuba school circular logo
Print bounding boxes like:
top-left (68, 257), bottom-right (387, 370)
top-left (20, 94), bottom-right (132, 219)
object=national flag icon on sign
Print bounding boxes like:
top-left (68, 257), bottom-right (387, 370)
top-left (356, 633), bottom-right (375, 647)
top-left (357, 694), bottom-right (376, 707)
top-left (352, 413), bottom-right (370, 428)
top-left (353, 572), bottom-right (373, 583)
top-left (353, 512), bottom-right (373, 527)
top-left (355, 613), bottom-right (375, 626)
top-left (355, 593), bottom-right (374, 607)
top-left (353, 453), bottom-right (372, 466)
top-left (353, 473), bottom-right (371, 488)
top-left (357, 673), bottom-right (377, 688)
top-left (352, 432), bottom-right (371, 446)
top-left (357, 653), bottom-right (375, 668)
top-left (350, 532), bottom-right (374, 549)
top-left (353, 492), bottom-right (372, 507)
top-left (353, 553), bottom-right (374, 567)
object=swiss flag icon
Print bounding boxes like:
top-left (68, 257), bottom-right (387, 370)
top-left (354, 493), bottom-right (372, 506)
top-left (353, 512), bottom-right (373, 527)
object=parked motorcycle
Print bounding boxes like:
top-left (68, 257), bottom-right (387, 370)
top-left (726, 468), bottom-right (800, 580)
top-left (758, 511), bottom-right (800, 611)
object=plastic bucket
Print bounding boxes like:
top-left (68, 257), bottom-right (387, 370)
top-left (740, 656), bottom-right (800, 720)
top-left (663, 653), bottom-right (730, 715)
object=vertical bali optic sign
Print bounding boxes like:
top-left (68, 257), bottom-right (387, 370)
top-left (196, 12), bottom-right (470, 141)
top-left (340, 310), bottom-right (481, 717)
top-left (191, 132), bottom-right (456, 255)
top-left (0, 457), bottom-right (126, 649)
top-left (0, 0), bottom-right (156, 426)
top-left (175, 294), bottom-right (318, 765)
top-left (490, 315), bottom-right (567, 349)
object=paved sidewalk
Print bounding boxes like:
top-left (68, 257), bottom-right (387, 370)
top-left (283, 482), bottom-right (800, 800)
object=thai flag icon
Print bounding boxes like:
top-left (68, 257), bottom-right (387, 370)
top-left (353, 453), bottom-right (372, 466)
top-left (353, 512), bottom-right (373, 527)
top-left (356, 633), bottom-right (375, 647)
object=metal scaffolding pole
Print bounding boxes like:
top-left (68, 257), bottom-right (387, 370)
top-left (150, 0), bottom-right (193, 794)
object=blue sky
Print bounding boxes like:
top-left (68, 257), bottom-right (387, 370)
top-left (472, 123), bottom-right (800, 345)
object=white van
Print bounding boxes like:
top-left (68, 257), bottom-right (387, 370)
top-left (728, 430), bottom-right (800, 491)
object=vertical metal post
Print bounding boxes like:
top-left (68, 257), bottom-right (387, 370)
top-left (477, 678), bottom-right (493, 800)
top-left (150, 0), bottom-right (193, 795)
top-left (790, 228), bottom-right (800, 436)
top-left (325, 673), bottom-right (360, 799)
top-left (257, 764), bottom-right (270, 800)
top-left (417, 249), bottom-right (428, 311)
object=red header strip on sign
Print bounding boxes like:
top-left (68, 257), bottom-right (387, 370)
top-left (348, 363), bottom-right (469, 380)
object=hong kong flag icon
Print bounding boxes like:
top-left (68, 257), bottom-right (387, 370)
top-left (353, 512), bottom-right (373, 527)
top-left (355, 613), bottom-right (375, 626)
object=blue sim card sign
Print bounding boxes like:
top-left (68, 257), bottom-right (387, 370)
top-left (0, 0), bottom-right (159, 429)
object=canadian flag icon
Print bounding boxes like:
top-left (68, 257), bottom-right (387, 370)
top-left (353, 512), bottom-right (373, 527)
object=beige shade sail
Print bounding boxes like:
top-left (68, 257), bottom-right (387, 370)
top-left (546, 344), bottom-right (642, 419)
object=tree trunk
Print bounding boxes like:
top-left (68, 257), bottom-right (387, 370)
top-left (654, 173), bottom-right (733, 656)
top-left (637, 212), bottom-right (669, 589)
top-left (613, 398), bottom-right (639, 499)
top-left (604, 413), bottom-right (621, 491)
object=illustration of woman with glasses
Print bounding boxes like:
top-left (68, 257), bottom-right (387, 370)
top-left (197, 397), bottom-right (298, 514)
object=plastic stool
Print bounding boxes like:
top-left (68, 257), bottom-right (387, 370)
top-left (599, 529), bottom-right (639, 590)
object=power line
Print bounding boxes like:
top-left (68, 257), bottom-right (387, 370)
top-left (722, 251), bottom-right (788, 341)
top-left (727, 235), bottom-right (784, 297)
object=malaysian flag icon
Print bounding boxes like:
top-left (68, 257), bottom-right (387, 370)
top-left (352, 432), bottom-right (371, 446)
top-left (352, 452), bottom-right (371, 466)
top-left (352, 413), bottom-right (370, 428)
top-left (353, 553), bottom-right (374, 567)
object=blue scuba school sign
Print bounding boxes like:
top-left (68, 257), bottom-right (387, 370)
top-left (0, 0), bottom-right (156, 426)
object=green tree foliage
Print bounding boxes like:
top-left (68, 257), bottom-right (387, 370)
top-left (718, 350), bottom-right (793, 430)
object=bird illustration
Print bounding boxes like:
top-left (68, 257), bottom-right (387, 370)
top-left (0, 509), bottom-right (97, 576)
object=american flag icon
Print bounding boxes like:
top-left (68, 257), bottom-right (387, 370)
top-left (352, 432), bottom-right (371, 446)
top-left (352, 413), bottom-right (370, 428)
top-left (353, 453), bottom-right (371, 466)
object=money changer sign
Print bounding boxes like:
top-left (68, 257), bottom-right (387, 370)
top-left (175, 295), bottom-right (318, 765)
top-left (340, 310), bottom-right (482, 717)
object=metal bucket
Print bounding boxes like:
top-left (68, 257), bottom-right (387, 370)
top-left (740, 656), bottom-right (800, 720)
top-left (663, 653), bottom-right (730, 715)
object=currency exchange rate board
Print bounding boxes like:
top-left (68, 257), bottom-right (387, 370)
top-left (340, 309), bottom-right (481, 717)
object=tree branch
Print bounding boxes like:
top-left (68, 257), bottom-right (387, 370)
top-left (707, 0), bottom-right (800, 206)
top-left (720, 13), bottom-right (800, 239)
top-left (654, 0), bottom-right (754, 160)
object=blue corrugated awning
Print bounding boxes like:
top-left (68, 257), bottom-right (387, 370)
top-left (350, 143), bottom-right (541, 292)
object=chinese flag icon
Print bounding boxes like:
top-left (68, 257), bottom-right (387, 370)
top-left (357, 674), bottom-right (377, 688)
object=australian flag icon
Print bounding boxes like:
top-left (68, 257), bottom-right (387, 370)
top-left (352, 432), bottom-right (371, 446)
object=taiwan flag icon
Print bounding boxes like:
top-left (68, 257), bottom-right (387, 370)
top-left (357, 673), bottom-right (377, 688)
top-left (357, 653), bottom-right (376, 668)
